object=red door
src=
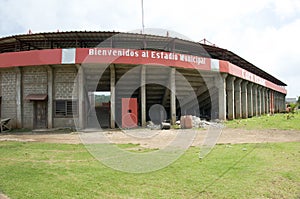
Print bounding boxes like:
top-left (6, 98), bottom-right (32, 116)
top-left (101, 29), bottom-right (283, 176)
top-left (122, 98), bottom-right (138, 128)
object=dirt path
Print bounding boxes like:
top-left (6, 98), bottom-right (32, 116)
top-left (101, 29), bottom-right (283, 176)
top-left (0, 128), bottom-right (299, 149)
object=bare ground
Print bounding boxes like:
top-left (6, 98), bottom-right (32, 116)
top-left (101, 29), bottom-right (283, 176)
top-left (0, 128), bottom-right (299, 149)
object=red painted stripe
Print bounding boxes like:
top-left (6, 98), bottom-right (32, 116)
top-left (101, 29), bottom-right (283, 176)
top-left (0, 49), bottom-right (62, 68)
top-left (219, 60), bottom-right (229, 73)
top-left (219, 60), bottom-right (287, 94)
top-left (0, 48), bottom-right (286, 94)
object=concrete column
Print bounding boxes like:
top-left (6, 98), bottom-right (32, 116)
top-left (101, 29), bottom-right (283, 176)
top-left (247, 83), bottom-right (253, 117)
top-left (252, 84), bottom-right (258, 116)
top-left (257, 86), bottom-right (262, 115)
top-left (110, 64), bottom-right (116, 129)
top-left (78, 66), bottom-right (86, 129)
top-left (141, 66), bottom-right (146, 127)
top-left (261, 88), bottom-right (266, 115)
top-left (266, 89), bottom-right (270, 114)
top-left (277, 93), bottom-right (280, 113)
top-left (218, 74), bottom-right (227, 120)
top-left (270, 91), bottom-right (274, 114)
top-left (170, 68), bottom-right (176, 125)
top-left (47, 66), bottom-right (53, 128)
top-left (226, 76), bottom-right (235, 120)
top-left (241, 81), bottom-right (248, 118)
top-left (274, 92), bottom-right (278, 113)
top-left (16, 67), bottom-right (22, 128)
top-left (265, 89), bottom-right (269, 114)
top-left (280, 94), bottom-right (285, 112)
top-left (282, 94), bottom-right (286, 112)
top-left (234, 78), bottom-right (242, 119)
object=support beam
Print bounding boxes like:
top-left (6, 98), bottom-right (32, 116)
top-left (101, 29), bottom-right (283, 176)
top-left (247, 83), bottom-right (253, 117)
top-left (47, 66), bottom-right (53, 128)
top-left (257, 86), bottom-right (262, 115)
top-left (270, 91), bottom-right (274, 114)
top-left (241, 81), bottom-right (248, 118)
top-left (141, 66), bottom-right (146, 127)
top-left (16, 67), bottom-right (22, 128)
top-left (281, 94), bottom-right (286, 112)
top-left (226, 76), bottom-right (235, 120)
top-left (170, 68), bottom-right (176, 125)
top-left (110, 64), bottom-right (116, 129)
top-left (234, 78), bottom-right (242, 119)
top-left (252, 84), bottom-right (258, 116)
top-left (78, 66), bottom-right (86, 129)
top-left (261, 88), bottom-right (266, 115)
top-left (266, 89), bottom-right (270, 114)
top-left (218, 74), bottom-right (227, 120)
top-left (274, 92), bottom-right (277, 113)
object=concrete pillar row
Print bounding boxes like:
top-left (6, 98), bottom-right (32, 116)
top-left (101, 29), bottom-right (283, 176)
top-left (247, 82), bottom-right (253, 117)
top-left (241, 81), bottom-right (248, 118)
top-left (234, 78), bottom-right (243, 119)
top-left (252, 84), bottom-right (258, 116)
top-left (226, 76), bottom-right (236, 120)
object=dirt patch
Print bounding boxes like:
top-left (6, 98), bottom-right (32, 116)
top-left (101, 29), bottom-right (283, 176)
top-left (0, 193), bottom-right (9, 199)
top-left (0, 128), bottom-right (299, 149)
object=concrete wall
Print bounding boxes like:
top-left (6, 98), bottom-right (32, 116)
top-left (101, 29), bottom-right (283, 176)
top-left (54, 66), bottom-right (78, 99)
top-left (1, 69), bottom-right (17, 127)
top-left (53, 66), bottom-right (78, 128)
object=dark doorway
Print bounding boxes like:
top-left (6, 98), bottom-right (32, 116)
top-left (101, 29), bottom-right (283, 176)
top-left (34, 101), bottom-right (47, 129)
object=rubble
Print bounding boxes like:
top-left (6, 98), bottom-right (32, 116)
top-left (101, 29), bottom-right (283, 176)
top-left (147, 115), bottom-right (224, 130)
top-left (181, 115), bottom-right (224, 129)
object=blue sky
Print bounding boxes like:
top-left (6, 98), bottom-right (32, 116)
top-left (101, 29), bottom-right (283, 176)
top-left (0, 0), bottom-right (299, 97)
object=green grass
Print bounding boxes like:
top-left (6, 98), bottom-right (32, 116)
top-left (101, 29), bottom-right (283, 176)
top-left (0, 141), bottom-right (299, 198)
top-left (225, 112), bottom-right (300, 130)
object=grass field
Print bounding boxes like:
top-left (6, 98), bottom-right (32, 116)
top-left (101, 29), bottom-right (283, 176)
top-left (225, 112), bottom-right (300, 130)
top-left (0, 141), bottom-right (299, 198)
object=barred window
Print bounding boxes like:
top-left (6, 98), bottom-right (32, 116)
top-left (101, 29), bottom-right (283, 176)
top-left (55, 100), bottom-right (78, 117)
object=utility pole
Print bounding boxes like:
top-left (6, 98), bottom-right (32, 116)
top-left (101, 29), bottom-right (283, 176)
top-left (141, 0), bottom-right (145, 34)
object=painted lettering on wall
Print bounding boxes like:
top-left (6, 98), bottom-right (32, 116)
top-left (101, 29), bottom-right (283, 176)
top-left (242, 69), bottom-right (266, 86)
top-left (88, 48), bottom-right (206, 66)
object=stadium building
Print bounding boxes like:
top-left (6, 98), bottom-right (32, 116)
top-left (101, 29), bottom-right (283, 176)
top-left (0, 31), bottom-right (287, 130)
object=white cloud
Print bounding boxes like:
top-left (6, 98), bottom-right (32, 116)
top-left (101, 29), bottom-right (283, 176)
top-left (273, 0), bottom-right (300, 19)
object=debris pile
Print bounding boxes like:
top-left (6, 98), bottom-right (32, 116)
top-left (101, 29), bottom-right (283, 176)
top-left (147, 115), bottom-right (223, 130)
top-left (179, 115), bottom-right (223, 129)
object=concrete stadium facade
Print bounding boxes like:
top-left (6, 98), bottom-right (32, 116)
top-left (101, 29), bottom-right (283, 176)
top-left (0, 31), bottom-right (287, 130)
